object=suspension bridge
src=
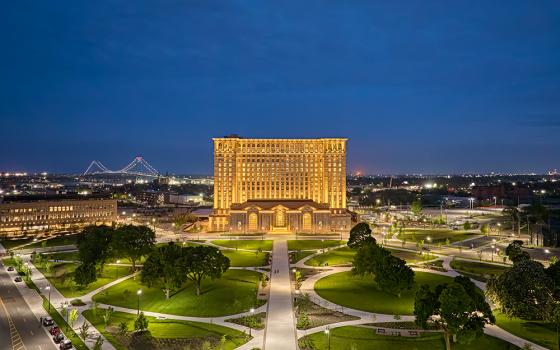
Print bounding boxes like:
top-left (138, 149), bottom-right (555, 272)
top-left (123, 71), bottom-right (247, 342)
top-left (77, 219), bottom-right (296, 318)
top-left (82, 156), bottom-right (160, 177)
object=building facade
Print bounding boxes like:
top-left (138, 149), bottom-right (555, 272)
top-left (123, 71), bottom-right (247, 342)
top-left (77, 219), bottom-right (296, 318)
top-left (0, 198), bottom-right (117, 237)
top-left (209, 137), bottom-right (351, 233)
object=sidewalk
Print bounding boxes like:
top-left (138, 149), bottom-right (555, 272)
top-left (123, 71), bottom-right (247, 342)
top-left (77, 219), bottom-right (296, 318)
top-left (264, 240), bottom-right (297, 350)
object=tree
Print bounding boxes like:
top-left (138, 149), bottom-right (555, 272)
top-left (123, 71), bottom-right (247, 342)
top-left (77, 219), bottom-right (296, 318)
top-left (174, 213), bottom-right (198, 229)
top-left (118, 321), bottom-right (128, 336)
top-left (414, 277), bottom-right (494, 350)
top-left (69, 308), bottom-right (79, 329)
top-left (352, 241), bottom-right (414, 297)
top-left (181, 245), bottom-right (230, 296)
top-left (77, 225), bottom-right (114, 271)
top-left (347, 223), bottom-right (375, 249)
top-left (505, 241), bottom-right (530, 264)
top-left (74, 263), bottom-right (97, 288)
top-left (134, 312), bottom-right (149, 332)
top-left (546, 260), bottom-right (560, 298)
top-left (503, 206), bottom-right (520, 235)
top-left (112, 225), bottom-right (155, 271)
top-left (93, 336), bottom-right (104, 350)
top-left (411, 200), bottom-right (423, 217)
top-left (141, 243), bottom-right (185, 299)
top-left (480, 223), bottom-right (489, 236)
top-left (487, 259), bottom-right (554, 320)
top-left (79, 322), bottom-right (90, 340)
top-left (463, 221), bottom-right (472, 230)
top-left (103, 307), bottom-right (113, 326)
top-left (375, 254), bottom-right (414, 297)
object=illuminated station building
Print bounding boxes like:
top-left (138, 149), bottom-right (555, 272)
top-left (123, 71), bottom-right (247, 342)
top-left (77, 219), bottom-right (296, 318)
top-left (209, 136), bottom-right (351, 233)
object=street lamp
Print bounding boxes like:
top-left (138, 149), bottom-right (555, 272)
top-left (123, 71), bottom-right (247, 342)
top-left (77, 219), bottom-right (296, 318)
top-left (249, 308), bottom-right (255, 336)
top-left (497, 223), bottom-right (501, 237)
top-left (137, 289), bottom-right (142, 315)
top-left (45, 286), bottom-right (51, 310)
top-left (324, 326), bottom-right (331, 350)
top-left (491, 245), bottom-right (495, 261)
top-left (426, 236), bottom-right (431, 250)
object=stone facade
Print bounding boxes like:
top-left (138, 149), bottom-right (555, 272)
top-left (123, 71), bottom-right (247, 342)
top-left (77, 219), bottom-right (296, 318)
top-left (209, 137), bottom-right (351, 233)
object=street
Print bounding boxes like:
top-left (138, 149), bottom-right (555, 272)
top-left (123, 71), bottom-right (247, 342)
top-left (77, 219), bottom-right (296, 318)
top-left (0, 261), bottom-right (56, 350)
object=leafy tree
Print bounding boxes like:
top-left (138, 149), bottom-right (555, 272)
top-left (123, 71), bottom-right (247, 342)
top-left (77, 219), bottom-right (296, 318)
top-left (414, 277), bottom-right (494, 350)
top-left (480, 223), bottom-right (489, 236)
top-left (505, 241), bottom-right (530, 264)
top-left (546, 260), bottom-right (560, 298)
top-left (180, 245), bottom-right (230, 296)
top-left (93, 336), bottom-right (104, 350)
top-left (463, 221), bottom-right (472, 230)
top-left (118, 321), bottom-right (128, 336)
top-left (352, 242), bottom-right (389, 277)
top-left (69, 308), bottom-right (79, 329)
top-left (375, 254), bottom-right (414, 297)
top-left (112, 225), bottom-right (155, 270)
top-left (77, 225), bottom-right (114, 270)
top-left (141, 243), bottom-right (185, 299)
top-left (174, 213), bottom-right (198, 228)
top-left (74, 263), bottom-right (97, 288)
top-left (347, 223), bottom-right (375, 249)
top-left (79, 322), bottom-right (90, 340)
top-left (103, 307), bottom-right (113, 326)
top-left (411, 200), bottom-right (423, 217)
top-left (134, 312), bottom-right (149, 332)
top-left (503, 206), bottom-right (520, 234)
top-left (486, 259), bottom-right (554, 320)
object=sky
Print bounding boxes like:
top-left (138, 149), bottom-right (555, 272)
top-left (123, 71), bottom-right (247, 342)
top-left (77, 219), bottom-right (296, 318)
top-left (1, 1), bottom-right (559, 175)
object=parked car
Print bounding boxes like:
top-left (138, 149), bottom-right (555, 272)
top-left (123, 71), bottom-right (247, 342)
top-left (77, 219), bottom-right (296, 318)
top-left (49, 326), bottom-right (61, 335)
top-left (42, 317), bottom-right (54, 326)
top-left (53, 333), bottom-right (65, 344)
top-left (14, 276), bottom-right (22, 282)
top-left (59, 339), bottom-right (73, 350)
top-left (7, 266), bottom-right (14, 271)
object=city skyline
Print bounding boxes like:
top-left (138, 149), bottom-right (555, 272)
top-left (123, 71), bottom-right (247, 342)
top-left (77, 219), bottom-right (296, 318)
top-left (1, 1), bottom-right (559, 174)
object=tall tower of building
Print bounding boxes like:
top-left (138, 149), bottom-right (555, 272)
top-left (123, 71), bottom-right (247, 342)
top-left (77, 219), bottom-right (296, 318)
top-left (209, 136), bottom-right (351, 233)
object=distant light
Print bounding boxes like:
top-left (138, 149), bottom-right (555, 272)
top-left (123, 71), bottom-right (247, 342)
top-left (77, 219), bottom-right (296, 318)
top-left (137, 289), bottom-right (142, 295)
top-left (470, 182), bottom-right (476, 187)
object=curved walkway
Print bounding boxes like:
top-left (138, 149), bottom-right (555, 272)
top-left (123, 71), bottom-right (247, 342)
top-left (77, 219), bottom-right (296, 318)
top-left (293, 247), bottom-right (547, 350)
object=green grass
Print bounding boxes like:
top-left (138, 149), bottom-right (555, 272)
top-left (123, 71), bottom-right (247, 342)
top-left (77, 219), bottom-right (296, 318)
top-left (305, 247), bottom-right (423, 267)
top-left (36, 262), bottom-right (132, 298)
top-left (315, 271), bottom-right (454, 315)
top-left (26, 234), bottom-right (80, 248)
top-left (2, 257), bottom-right (17, 266)
top-left (450, 260), bottom-right (509, 282)
top-left (299, 326), bottom-right (519, 350)
top-left (222, 250), bottom-right (270, 267)
top-left (83, 309), bottom-right (249, 350)
top-left (0, 237), bottom-right (34, 250)
top-left (42, 297), bottom-right (88, 350)
top-left (211, 239), bottom-right (273, 251)
top-left (495, 312), bottom-right (557, 350)
top-left (401, 228), bottom-right (477, 243)
top-left (287, 240), bottom-right (346, 251)
top-left (93, 269), bottom-right (264, 317)
top-left (289, 250), bottom-right (316, 264)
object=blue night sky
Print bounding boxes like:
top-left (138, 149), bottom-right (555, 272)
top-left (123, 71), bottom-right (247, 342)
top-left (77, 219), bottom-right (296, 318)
top-left (1, 1), bottom-right (559, 175)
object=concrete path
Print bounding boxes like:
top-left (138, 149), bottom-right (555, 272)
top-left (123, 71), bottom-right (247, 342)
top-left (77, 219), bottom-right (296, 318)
top-left (264, 240), bottom-right (297, 350)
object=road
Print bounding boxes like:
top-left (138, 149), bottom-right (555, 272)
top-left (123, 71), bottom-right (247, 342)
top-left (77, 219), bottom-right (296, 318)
top-left (0, 262), bottom-right (56, 350)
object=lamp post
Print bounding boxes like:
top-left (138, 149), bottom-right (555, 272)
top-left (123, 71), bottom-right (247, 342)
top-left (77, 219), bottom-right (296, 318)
top-left (116, 260), bottom-right (121, 280)
top-left (497, 223), bottom-right (501, 237)
top-left (45, 286), bottom-right (51, 311)
top-left (491, 245), bottom-right (495, 261)
top-left (137, 289), bottom-right (142, 315)
top-left (249, 308), bottom-right (255, 337)
top-left (426, 236), bottom-right (431, 251)
top-left (324, 326), bottom-right (331, 350)
top-left (151, 218), bottom-right (156, 231)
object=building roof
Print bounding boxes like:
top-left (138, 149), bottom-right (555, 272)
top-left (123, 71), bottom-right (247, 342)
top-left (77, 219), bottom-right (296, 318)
top-left (231, 199), bottom-right (329, 210)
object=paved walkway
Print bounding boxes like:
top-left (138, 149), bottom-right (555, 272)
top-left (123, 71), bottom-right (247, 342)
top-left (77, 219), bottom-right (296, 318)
top-left (264, 240), bottom-right (297, 350)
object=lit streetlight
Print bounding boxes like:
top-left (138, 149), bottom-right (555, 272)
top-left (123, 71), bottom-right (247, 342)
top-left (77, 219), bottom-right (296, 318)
top-left (137, 289), bottom-right (142, 315)
top-left (324, 326), bottom-right (331, 350)
top-left (249, 307), bottom-right (255, 336)
top-left (45, 286), bottom-right (51, 310)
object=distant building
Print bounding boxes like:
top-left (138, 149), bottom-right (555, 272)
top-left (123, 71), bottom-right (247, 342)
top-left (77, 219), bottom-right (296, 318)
top-left (209, 136), bottom-right (351, 233)
top-left (0, 197), bottom-right (117, 237)
top-left (136, 191), bottom-right (165, 206)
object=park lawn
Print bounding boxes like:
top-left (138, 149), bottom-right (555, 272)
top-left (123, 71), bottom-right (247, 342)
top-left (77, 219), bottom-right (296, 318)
top-left (315, 271), bottom-right (454, 315)
top-left (45, 251), bottom-right (80, 261)
top-left (287, 240), bottom-right (346, 251)
top-left (82, 309), bottom-right (249, 350)
top-left (305, 247), bottom-right (422, 267)
top-left (222, 250), bottom-right (269, 267)
top-left (299, 326), bottom-right (519, 350)
top-left (26, 234), bottom-right (80, 248)
top-left (36, 262), bottom-right (132, 298)
top-left (2, 257), bottom-right (17, 266)
top-left (211, 239), bottom-right (273, 251)
top-left (450, 260), bottom-right (509, 282)
top-left (495, 312), bottom-right (557, 350)
top-left (290, 250), bottom-right (316, 264)
top-left (92, 269), bottom-right (264, 317)
top-left (0, 237), bottom-right (34, 250)
top-left (402, 228), bottom-right (477, 243)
